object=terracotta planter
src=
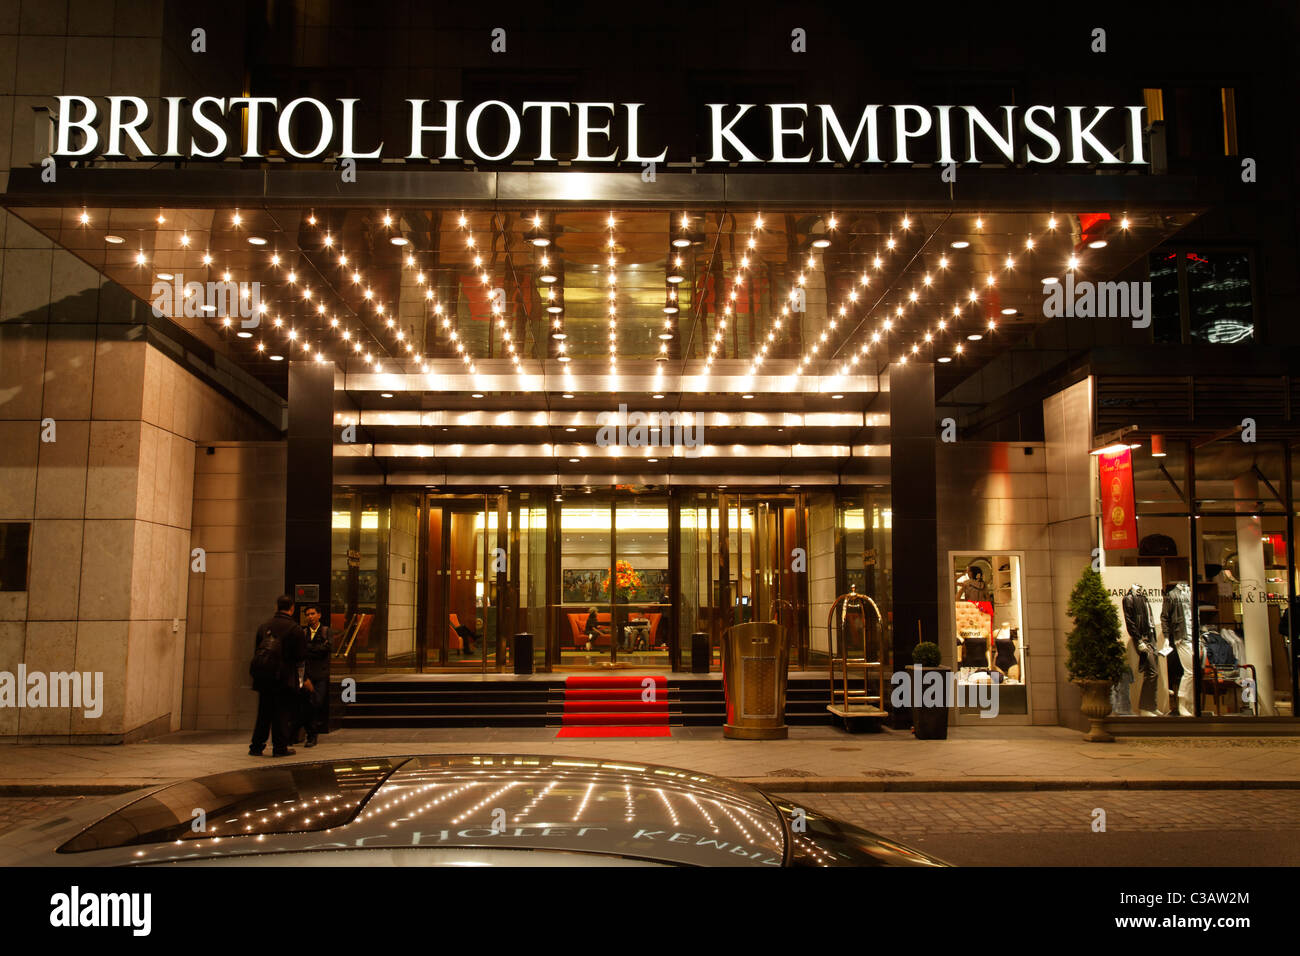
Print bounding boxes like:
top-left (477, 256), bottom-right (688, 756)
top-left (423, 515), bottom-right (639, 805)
top-left (1077, 679), bottom-right (1115, 742)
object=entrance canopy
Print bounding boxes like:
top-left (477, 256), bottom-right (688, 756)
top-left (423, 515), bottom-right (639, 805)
top-left (4, 180), bottom-right (1198, 486)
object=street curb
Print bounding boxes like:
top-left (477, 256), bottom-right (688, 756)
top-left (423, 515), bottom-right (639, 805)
top-left (6, 778), bottom-right (1300, 796)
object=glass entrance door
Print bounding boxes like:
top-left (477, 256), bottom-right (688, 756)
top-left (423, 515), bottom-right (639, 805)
top-left (421, 494), bottom-right (508, 671)
top-left (680, 493), bottom-right (809, 671)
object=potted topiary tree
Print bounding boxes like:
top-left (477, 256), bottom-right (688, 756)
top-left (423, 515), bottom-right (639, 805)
top-left (1065, 565), bottom-right (1130, 742)
top-left (910, 641), bottom-right (950, 740)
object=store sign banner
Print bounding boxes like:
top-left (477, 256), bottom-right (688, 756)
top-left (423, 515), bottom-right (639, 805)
top-left (47, 95), bottom-right (1149, 167)
top-left (1099, 449), bottom-right (1138, 550)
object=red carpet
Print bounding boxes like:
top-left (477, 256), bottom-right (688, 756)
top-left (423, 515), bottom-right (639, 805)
top-left (555, 675), bottom-right (672, 738)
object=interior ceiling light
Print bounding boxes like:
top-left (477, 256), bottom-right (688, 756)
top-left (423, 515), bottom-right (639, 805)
top-left (1088, 239), bottom-right (1108, 249)
top-left (950, 240), bottom-right (970, 249)
top-left (811, 237), bottom-right (831, 248)
top-left (236, 331), bottom-right (252, 338)
top-left (105, 235), bottom-right (124, 244)
top-left (390, 236), bottom-right (408, 246)
top-left (1001, 307), bottom-right (1017, 315)
top-left (248, 236), bottom-right (267, 245)
top-left (269, 354), bottom-right (284, 361)
top-left (1042, 277), bottom-right (1059, 285)
top-left (967, 333), bottom-right (983, 341)
top-left (937, 356), bottom-right (952, 363)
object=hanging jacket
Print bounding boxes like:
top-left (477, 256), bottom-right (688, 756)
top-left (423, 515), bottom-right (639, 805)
top-left (1200, 627), bottom-right (1236, 668)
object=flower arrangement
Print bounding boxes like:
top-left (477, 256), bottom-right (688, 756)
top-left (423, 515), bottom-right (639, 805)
top-left (602, 560), bottom-right (642, 600)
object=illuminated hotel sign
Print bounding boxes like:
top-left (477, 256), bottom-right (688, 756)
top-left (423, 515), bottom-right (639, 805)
top-left (51, 96), bottom-right (1148, 167)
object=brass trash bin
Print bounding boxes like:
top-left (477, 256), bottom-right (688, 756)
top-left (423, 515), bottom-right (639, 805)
top-left (722, 622), bottom-right (790, 739)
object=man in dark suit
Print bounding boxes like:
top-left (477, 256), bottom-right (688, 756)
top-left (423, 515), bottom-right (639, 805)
top-left (299, 605), bottom-right (331, 747)
top-left (249, 594), bottom-right (307, 757)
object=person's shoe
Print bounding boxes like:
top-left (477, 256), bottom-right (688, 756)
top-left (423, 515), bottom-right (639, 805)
top-left (271, 748), bottom-right (296, 757)
top-left (248, 748), bottom-right (263, 757)
top-left (305, 736), bottom-right (317, 748)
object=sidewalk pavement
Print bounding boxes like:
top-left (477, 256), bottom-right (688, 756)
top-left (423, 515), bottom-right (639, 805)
top-left (5, 725), bottom-right (1300, 794)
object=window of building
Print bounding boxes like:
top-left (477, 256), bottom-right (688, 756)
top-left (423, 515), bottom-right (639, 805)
top-left (1146, 249), bottom-right (1255, 344)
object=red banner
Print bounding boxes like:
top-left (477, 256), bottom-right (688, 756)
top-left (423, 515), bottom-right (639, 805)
top-left (1099, 448), bottom-right (1138, 550)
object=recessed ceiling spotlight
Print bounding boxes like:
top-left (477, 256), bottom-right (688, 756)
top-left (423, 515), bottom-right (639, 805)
top-left (105, 235), bottom-right (125, 244)
top-left (1088, 239), bottom-right (1108, 249)
top-left (248, 236), bottom-right (267, 245)
top-left (390, 236), bottom-right (408, 246)
top-left (950, 240), bottom-right (970, 249)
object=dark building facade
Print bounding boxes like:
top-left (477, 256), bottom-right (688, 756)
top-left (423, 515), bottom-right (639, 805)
top-left (1, 0), bottom-right (1297, 739)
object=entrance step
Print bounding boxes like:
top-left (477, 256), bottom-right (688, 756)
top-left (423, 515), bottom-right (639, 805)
top-left (333, 675), bottom-right (834, 728)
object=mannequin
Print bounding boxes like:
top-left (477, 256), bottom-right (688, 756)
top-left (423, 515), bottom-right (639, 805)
top-left (957, 565), bottom-right (990, 603)
top-left (1121, 584), bottom-right (1160, 715)
top-left (993, 624), bottom-right (1020, 681)
top-left (1160, 582), bottom-right (1194, 716)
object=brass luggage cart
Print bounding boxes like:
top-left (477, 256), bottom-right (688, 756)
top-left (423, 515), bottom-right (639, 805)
top-left (826, 588), bottom-right (889, 731)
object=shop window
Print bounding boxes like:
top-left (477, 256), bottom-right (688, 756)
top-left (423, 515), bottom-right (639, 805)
top-left (950, 553), bottom-right (1028, 716)
top-left (0, 523), bottom-right (30, 591)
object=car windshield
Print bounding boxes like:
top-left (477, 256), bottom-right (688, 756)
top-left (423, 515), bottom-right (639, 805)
top-left (57, 758), bottom-right (407, 853)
